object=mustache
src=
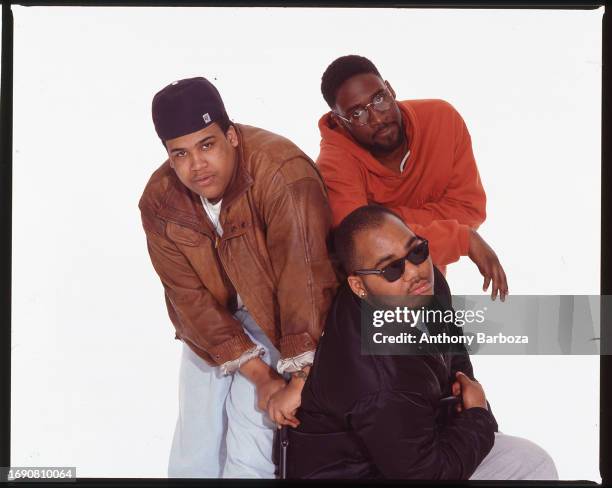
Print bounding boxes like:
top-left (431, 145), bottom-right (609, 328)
top-left (407, 278), bottom-right (430, 293)
top-left (373, 122), bottom-right (399, 137)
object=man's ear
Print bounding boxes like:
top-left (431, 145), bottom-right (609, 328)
top-left (347, 275), bottom-right (366, 298)
top-left (225, 125), bottom-right (239, 148)
top-left (329, 111), bottom-right (341, 129)
top-left (385, 80), bottom-right (396, 99)
top-left (164, 142), bottom-right (175, 169)
top-left (330, 111), bottom-right (351, 132)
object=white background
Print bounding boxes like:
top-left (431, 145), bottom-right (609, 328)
top-left (11, 6), bottom-right (602, 480)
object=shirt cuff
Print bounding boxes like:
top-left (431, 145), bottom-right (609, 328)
top-left (219, 345), bottom-right (265, 376)
top-left (458, 224), bottom-right (472, 256)
top-left (276, 350), bottom-right (315, 374)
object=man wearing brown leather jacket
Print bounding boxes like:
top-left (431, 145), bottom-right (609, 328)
top-left (139, 77), bottom-right (337, 478)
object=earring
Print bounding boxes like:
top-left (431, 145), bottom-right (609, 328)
top-left (360, 291), bottom-right (366, 298)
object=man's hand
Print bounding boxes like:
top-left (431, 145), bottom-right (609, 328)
top-left (267, 366), bottom-right (310, 428)
top-left (239, 357), bottom-right (286, 413)
top-left (468, 229), bottom-right (509, 301)
top-left (267, 379), bottom-right (303, 428)
top-left (452, 371), bottom-right (488, 413)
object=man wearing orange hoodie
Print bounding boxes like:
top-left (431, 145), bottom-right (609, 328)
top-left (317, 55), bottom-right (508, 300)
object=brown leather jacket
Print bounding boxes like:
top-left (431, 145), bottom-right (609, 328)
top-left (139, 124), bottom-right (339, 367)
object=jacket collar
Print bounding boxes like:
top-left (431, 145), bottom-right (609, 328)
top-left (155, 124), bottom-right (254, 236)
top-left (432, 266), bottom-right (453, 310)
top-left (156, 171), bottom-right (214, 237)
top-left (218, 124), bottom-right (254, 211)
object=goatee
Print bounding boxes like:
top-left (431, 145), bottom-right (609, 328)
top-left (366, 121), bottom-right (405, 155)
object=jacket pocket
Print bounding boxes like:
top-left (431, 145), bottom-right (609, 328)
top-left (236, 230), bottom-right (277, 289)
top-left (166, 222), bottom-right (203, 247)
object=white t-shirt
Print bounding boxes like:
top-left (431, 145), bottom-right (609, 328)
top-left (200, 196), bottom-right (245, 310)
top-left (400, 149), bottom-right (411, 173)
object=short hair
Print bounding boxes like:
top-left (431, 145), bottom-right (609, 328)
top-left (321, 55), bottom-right (382, 108)
top-left (334, 205), bottom-right (404, 275)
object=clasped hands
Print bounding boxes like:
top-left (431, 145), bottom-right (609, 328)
top-left (240, 357), bottom-right (307, 429)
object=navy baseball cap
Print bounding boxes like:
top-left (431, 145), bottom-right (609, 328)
top-left (152, 77), bottom-right (229, 142)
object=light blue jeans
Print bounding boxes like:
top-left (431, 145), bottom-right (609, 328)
top-left (168, 309), bottom-right (281, 478)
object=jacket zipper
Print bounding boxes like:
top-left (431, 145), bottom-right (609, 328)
top-left (214, 234), bottom-right (241, 309)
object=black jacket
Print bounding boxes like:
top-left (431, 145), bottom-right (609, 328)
top-left (287, 268), bottom-right (498, 480)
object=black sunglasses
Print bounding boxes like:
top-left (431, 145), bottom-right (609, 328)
top-left (354, 238), bottom-right (429, 283)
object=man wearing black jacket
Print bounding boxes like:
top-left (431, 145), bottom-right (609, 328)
top-left (286, 205), bottom-right (558, 480)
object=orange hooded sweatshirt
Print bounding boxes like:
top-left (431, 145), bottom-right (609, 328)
top-left (316, 99), bottom-right (486, 268)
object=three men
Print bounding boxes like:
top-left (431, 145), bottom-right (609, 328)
top-left (317, 55), bottom-right (508, 299)
top-left (140, 58), bottom-right (529, 479)
top-left (139, 77), bottom-right (337, 478)
top-left (287, 205), bottom-right (558, 480)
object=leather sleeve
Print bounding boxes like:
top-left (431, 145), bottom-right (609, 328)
top-left (350, 389), bottom-right (497, 480)
top-left (262, 157), bottom-right (338, 360)
top-left (141, 210), bottom-right (256, 365)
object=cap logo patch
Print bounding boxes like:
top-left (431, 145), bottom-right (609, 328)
top-left (203, 113), bottom-right (211, 123)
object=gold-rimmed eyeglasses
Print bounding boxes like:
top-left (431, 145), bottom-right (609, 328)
top-left (334, 89), bottom-right (395, 126)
